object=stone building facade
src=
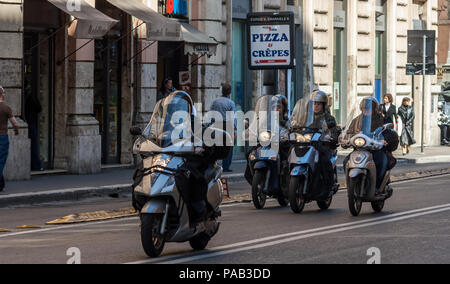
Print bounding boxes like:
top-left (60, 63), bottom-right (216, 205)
top-left (0, 0), bottom-right (228, 180)
top-left (247, 0), bottom-right (442, 146)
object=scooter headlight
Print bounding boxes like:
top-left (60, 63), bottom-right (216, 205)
top-left (354, 138), bottom-right (367, 147)
top-left (304, 134), bottom-right (313, 143)
top-left (259, 131), bottom-right (271, 143)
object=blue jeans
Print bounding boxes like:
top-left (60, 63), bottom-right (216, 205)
top-left (373, 150), bottom-right (388, 189)
top-left (222, 147), bottom-right (234, 171)
top-left (0, 135), bottom-right (9, 181)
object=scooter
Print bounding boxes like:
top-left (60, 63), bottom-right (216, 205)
top-left (288, 129), bottom-right (339, 214)
top-left (247, 142), bottom-right (290, 209)
top-left (342, 124), bottom-right (394, 216)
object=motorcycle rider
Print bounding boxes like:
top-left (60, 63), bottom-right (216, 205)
top-left (343, 97), bottom-right (398, 192)
top-left (309, 91), bottom-right (341, 191)
top-left (244, 94), bottom-right (290, 184)
top-left (135, 91), bottom-right (231, 226)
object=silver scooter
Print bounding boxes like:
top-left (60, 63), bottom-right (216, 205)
top-left (342, 124), bottom-right (394, 216)
top-left (288, 130), bottom-right (339, 213)
top-left (130, 92), bottom-right (224, 258)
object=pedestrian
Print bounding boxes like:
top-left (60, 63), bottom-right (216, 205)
top-left (438, 102), bottom-right (450, 145)
top-left (381, 93), bottom-right (398, 127)
top-left (157, 77), bottom-right (177, 102)
top-left (398, 97), bottom-right (416, 155)
top-left (0, 86), bottom-right (20, 192)
top-left (210, 83), bottom-right (236, 172)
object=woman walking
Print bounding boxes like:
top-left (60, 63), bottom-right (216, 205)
top-left (398, 97), bottom-right (416, 155)
top-left (381, 93), bottom-right (398, 126)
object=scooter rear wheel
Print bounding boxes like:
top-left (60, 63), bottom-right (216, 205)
top-left (252, 170), bottom-right (267, 209)
top-left (189, 233), bottom-right (210, 251)
top-left (289, 176), bottom-right (306, 214)
top-left (371, 200), bottom-right (385, 213)
top-left (140, 214), bottom-right (166, 258)
top-left (317, 197), bottom-right (332, 210)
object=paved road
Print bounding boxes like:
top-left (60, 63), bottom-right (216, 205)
top-left (0, 174), bottom-right (449, 264)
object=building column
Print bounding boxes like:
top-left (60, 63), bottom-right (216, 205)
top-left (120, 16), bottom-right (134, 165)
top-left (0, 0), bottom-right (30, 180)
top-left (191, 0), bottom-right (226, 110)
top-left (346, 0), bottom-right (358, 118)
top-left (423, 0), bottom-right (441, 146)
top-left (134, 39), bottom-right (158, 130)
top-left (302, 0), bottom-right (315, 97)
top-left (65, 38), bottom-right (101, 174)
top-left (312, 0), bottom-right (334, 95)
top-left (386, 0), bottom-right (398, 97)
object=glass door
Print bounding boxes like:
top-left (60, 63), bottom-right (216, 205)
top-left (94, 37), bottom-right (122, 164)
top-left (23, 31), bottom-right (55, 170)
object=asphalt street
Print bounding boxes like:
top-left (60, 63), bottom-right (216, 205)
top-left (0, 174), bottom-right (449, 264)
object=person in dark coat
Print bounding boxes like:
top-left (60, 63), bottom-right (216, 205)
top-left (157, 78), bottom-right (177, 102)
top-left (398, 97), bottom-right (416, 155)
top-left (381, 93), bottom-right (398, 127)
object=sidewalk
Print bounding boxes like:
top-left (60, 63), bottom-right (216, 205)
top-left (0, 146), bottom-right (449, 207)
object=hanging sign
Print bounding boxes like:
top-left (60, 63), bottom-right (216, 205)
top-left (247, 12), bottom-right (295, 70)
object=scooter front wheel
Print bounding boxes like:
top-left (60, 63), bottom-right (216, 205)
top-left (289, 176), bottom-right (306, 214)
top-left (140, 214), bottom-right (166, 258)
top-left (252, 170), bottom-right (267, 209)
top-left (348, 177), bottom-right (363, 216)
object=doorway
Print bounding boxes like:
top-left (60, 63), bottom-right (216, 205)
top-left (94, 37), bottom-right (122, 164)
top-left (157, 42), bottom-right (188, 95)
top-left (23, 31), bottom-right (55, 171)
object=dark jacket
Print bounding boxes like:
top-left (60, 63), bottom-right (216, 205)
top-left (312, 112), bottom-right (341, 142)
top-left (381, 104), bottom-right (398, 125)
top-left (398, 105), bottom-right (416, 146)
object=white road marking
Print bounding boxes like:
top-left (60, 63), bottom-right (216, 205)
top-left (127, 203), bottom-right (450, 264)
top-left (157, 206), bottom-right (450, 264)
top-left (0, 174), bottom-right (448, 244)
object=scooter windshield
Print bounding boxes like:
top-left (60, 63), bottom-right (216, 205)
top-left (141, 91), bottom-right (194, 152)
top-left (249, 95), bottom-right (285, 144)
top-left (290, 98), bottom-right (328, 132)
top-left (341, 97), bottom-right (384, 140)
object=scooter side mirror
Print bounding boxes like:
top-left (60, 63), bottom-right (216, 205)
top-left (130, 126), bottom-right (142, 136)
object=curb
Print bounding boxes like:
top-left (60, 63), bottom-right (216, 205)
top-left (0, 165), bottom-right (449, 208)
top-left (0, 185), bottom-right (132, 208)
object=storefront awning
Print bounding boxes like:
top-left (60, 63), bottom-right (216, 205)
top-left (105, 0), bottom-right (182, 42)
top-left (180, 23), bottom-right (218, 57)
top-left (48, 0), bottom-right (118, 39)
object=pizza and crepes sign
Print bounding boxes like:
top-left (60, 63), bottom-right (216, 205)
top-left (247, 12), bottom-right (295, 70)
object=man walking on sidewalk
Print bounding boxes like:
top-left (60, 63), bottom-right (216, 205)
top-left (0, 86), bottom-right (19, 192)
top-left (210, 83), bottom-right (236, 172)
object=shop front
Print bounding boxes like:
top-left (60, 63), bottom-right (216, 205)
top-left (94, 0), bottom-right (125, 164)
top-left (23, 0), bottom-right (61, 171)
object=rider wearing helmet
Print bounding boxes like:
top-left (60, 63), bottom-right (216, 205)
top-left (311, 91), bottom-right (342, 190)
top-left (343, 97), bottom-right (398, 192)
